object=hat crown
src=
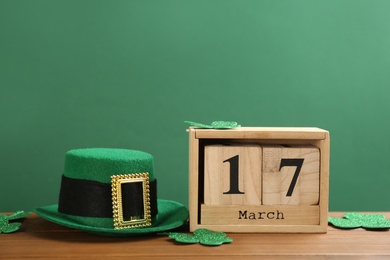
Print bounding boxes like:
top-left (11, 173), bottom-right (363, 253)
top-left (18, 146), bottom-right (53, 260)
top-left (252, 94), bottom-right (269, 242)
top-left (64, 148), bottom-right (155, 183)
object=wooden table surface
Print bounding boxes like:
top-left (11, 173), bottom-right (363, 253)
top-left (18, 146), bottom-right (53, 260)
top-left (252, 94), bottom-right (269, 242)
top-left (1, 212), bottom-right (390, 259)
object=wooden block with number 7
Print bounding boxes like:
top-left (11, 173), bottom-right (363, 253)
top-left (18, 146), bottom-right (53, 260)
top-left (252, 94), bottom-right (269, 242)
top-left (262, 145), bottom-right (320, 205)
top-left (204, 144), bottom-right (262, 205)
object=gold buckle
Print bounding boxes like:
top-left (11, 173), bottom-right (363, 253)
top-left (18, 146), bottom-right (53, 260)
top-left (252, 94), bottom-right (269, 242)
top-left (111, 173), bottom-right (151, 229)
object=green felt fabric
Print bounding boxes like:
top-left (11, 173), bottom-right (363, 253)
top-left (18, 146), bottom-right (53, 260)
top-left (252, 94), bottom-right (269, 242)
top-left (34, 199), bottom-right (188, 236)
top-left (33, 148), bottom-right (189, 236)
top-left (64, 148), bottom-right (155, 183)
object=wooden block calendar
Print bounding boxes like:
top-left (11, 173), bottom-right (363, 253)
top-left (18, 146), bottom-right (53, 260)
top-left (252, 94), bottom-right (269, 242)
top-left (187, 127), bottom-right (330, 233)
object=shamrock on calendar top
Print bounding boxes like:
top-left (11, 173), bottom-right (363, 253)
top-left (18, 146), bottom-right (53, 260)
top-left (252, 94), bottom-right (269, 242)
top-left (184, 120), bottom-right (240, 129)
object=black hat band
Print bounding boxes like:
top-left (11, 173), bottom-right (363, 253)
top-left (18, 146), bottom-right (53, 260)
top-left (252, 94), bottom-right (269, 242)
top-left (58, 175), bottom-right (158, 219)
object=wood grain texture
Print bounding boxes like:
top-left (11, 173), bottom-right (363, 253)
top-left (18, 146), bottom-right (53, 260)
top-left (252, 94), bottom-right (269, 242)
top-left (193, 127), bottom-right (327, 139)
top-left (262, 145), bottom-right (320, 205)
top-left (204, 144), bottom-right (262, 205)
top-left (188, 128), bottom-right (199, 232)
top-left (2, 213), bottom-right (390, 259)
top-left (201, 204), bottom-right (319, 226)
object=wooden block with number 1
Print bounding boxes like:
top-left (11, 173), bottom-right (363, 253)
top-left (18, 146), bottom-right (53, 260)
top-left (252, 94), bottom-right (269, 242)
top-left (204, 144), bottom-right (262, 205)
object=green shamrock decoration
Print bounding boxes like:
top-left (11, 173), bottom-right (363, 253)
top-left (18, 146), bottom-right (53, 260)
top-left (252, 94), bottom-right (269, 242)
top-left (168, 228), bottom-right (233, 246)
top-left (184, 121), bottom-right (240, 129)
top-left (0, 211), bottom-right (32, 234)
top-left (7, 211), bottom-right (31, 221)
top-left (328, 213), bottom-right (390, 229)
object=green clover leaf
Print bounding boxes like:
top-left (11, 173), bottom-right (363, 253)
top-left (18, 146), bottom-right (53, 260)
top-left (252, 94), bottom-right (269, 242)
top-left (328, 213), bottom-right (390, 229)
top-left (0, 215), bottom-right (8, 225)
top-left (0, 221), bottom-right (21, 234)
top-left (0, 215), bottom-right (21, 234)
top-left (194, 228), bottom-right (233, 246)
top-left (210, 121), bottom-right (240, 129)
top-left (184, 121), bottom-right (240, 129)
top-left (0, 211), bottom-right (31, 234)
top-left (169, 233), bottom-right (199, 244)
top-left (168, 228), bottom-right (233, 246)
top-left (8, 211), bottom-right (32, 221)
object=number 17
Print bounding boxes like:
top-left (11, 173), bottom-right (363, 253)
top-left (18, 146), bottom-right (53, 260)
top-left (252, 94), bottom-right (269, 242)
top-left (224, 155), bottom-right (304, 197)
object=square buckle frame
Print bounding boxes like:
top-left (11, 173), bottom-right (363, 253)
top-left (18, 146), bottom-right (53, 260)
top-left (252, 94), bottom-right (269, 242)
top-left (111, 173), bottom-right (152, 229)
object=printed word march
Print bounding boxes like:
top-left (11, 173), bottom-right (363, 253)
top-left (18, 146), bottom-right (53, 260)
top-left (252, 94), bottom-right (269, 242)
top-left (238, 210), bottom-right (285, 220)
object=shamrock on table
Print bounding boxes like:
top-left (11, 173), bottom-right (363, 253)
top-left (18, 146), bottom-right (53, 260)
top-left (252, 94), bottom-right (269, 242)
top-left (0, 211), bottom-right (32, 234)
top-left (328, 212), bottom-right (390, 229)
top-left (184, 121), bottom-right (241, 129)
top-left (167, 228), bottom-right (233, 246)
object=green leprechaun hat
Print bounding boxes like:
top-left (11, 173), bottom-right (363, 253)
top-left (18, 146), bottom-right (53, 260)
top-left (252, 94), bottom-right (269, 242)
top-left (34, 148), bottom-right (188, 236)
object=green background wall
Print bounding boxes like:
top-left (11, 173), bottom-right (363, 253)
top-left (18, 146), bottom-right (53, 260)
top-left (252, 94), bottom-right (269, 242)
top-left (1, 0), bottom-right (390, 212)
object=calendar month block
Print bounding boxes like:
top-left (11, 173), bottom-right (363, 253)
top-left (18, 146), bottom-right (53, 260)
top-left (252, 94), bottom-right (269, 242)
top-left (262, 145), bottom-right (320, 205)
top-left (204, 144), bottom-right (262, 205)
top-left (200, 204), bottom-right (319, 226)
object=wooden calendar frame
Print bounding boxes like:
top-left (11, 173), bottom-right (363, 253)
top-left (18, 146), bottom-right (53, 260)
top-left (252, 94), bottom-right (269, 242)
top-left (187, 127), bottom-right (330, 233)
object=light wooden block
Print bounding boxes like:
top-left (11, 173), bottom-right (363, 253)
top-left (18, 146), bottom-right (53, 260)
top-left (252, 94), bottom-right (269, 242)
top-left (201, 204), bottom-right (319, 225)
top-left (262, 145), bottom-right (320, 205)
top-left (204, 144), bottom-right (262, 205)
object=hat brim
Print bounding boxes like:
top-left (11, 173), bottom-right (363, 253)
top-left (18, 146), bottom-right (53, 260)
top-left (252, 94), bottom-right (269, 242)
top-left (34, 199), bottom-right (188, 236)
